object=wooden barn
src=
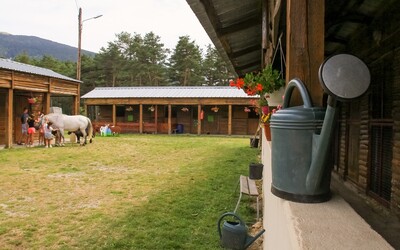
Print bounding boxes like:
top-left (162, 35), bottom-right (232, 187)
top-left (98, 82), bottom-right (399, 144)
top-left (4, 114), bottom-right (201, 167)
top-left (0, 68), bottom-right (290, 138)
top-left (81, 86), bottom-right (260, 135)
top-left (0, 59), bottom-right (81, 148)
top-left (187, 0), bottom-right (400, 248)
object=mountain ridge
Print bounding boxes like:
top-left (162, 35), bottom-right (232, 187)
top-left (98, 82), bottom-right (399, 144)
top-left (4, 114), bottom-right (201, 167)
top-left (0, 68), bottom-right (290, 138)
top-left (0, 33), bottom-right (96, 61)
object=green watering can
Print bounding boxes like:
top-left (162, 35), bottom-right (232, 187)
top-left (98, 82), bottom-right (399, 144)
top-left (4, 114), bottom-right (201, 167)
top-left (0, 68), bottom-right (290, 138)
top-left (217, 212), bottom-right (265, 250)
top-left (270, 54), bottom-right (371, 202)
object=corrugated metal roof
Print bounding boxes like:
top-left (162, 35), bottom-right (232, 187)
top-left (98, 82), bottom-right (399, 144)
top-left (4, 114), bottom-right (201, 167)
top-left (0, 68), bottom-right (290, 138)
top-left (81, 86), bottom-right (258, 99)
top-left (0, 58), bottom-right (81, 83)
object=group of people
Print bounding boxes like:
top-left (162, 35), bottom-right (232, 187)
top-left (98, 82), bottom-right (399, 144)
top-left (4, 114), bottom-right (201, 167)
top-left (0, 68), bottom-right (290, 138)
top-left (17, 107), bottom-right (56, 148)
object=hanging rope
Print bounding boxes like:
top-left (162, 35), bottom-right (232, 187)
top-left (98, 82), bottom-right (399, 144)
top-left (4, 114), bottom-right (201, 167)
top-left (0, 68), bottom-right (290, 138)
top-left (271, 33), bottom-right (286, 80)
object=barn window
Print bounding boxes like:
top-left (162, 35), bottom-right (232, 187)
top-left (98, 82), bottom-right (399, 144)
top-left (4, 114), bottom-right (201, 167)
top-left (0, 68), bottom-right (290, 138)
top-left (368, 57), bottom-right (394, 205)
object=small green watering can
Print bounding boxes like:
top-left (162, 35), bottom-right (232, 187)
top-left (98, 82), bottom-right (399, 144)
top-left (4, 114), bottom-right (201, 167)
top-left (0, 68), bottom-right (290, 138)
top-left (217, 212), bottom-right (265, 250)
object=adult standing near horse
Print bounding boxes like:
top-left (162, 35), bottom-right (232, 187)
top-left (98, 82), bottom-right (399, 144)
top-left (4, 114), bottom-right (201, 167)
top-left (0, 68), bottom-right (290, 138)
top-left (26, 114), bottom-right (36, 147)
top-left (36, 111), bottom-right (45, 146)
top-left (17, 107), bottom-right (29, 145)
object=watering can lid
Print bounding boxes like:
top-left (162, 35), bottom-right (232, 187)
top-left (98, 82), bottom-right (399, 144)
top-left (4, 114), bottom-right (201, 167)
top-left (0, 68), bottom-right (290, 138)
top-left (319, 54), bottom-right (370, 101)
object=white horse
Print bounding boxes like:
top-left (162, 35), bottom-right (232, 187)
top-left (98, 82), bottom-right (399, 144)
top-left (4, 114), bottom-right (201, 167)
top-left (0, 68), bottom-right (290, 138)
top-left (44, 113), bottom-right (93, 146)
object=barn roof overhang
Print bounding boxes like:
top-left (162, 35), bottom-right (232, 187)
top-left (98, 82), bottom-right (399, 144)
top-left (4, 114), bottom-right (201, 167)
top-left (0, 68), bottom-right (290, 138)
top-left (186, 0), bottom-right (392, 76)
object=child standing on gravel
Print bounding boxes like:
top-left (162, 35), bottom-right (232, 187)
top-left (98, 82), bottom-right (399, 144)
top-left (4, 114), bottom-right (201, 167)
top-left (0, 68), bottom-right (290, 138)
top-left (43, 119), bottom-right (55, 148)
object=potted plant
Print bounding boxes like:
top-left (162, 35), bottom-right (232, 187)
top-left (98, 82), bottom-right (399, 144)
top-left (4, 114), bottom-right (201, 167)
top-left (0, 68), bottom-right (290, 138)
top-left (260, 105), bottom-right (282, 141)
top-left (229, 64), bottom-right (284, 107)
top-left (28, 97), bottom-right (37, 104)
top-left (258, 96), bottom-right (270, 115)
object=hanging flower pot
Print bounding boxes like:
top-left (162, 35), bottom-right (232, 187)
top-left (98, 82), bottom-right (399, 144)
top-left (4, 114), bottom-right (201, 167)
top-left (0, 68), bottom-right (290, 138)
top-left (28, 97), bottom-right (37, 104)
top-left (265, 87), bottom-right (285, 107)
top-left (211, 106), bottom-right (219, 112)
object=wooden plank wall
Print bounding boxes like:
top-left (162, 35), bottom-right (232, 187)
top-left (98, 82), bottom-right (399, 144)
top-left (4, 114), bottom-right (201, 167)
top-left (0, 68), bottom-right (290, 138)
top-left (89, 104), bottom-right (258, 135)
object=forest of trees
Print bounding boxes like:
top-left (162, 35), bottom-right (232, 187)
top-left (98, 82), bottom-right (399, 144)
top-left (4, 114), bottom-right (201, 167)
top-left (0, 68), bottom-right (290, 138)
top-left (14, 32), bottom-right (236, 95)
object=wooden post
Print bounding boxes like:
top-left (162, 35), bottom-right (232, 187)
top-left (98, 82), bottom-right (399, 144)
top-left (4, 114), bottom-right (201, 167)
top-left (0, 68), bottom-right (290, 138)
top-left (139, 104), bottom-right (143, 133)
top-left (228, 105), bottom-right (232, 135)
top-left (74, 95), bottom-right (80, 115)
top-left (44, 93), bottom-right (50, 114)
top-left (197, 104), bottom-right (202, 135)
top-left (112, 104), bottom-right (116, 126)
top-left (154, 105), bottom-right (158, 134)
top-left (168, 104), bottom-right (172, 134)
top-left (286, 0), bottom-right (324, 106)
top-left (5, 88), bottom-right (13, 148)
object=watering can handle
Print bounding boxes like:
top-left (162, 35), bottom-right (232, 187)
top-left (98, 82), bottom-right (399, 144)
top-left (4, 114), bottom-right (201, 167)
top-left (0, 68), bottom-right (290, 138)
top-left (282, 78), bottom-right (313, 109)
top-left (217, 212), bottom-right (245, 238)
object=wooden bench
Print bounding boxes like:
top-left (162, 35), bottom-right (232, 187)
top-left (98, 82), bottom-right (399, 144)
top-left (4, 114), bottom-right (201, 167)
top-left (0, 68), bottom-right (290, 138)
top-left (234, 175), bottom-right (260, 220)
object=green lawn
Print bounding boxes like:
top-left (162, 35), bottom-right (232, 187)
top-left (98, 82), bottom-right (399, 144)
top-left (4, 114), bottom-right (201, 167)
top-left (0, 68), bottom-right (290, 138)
top-left (0, 135), bottom-right (260, 249)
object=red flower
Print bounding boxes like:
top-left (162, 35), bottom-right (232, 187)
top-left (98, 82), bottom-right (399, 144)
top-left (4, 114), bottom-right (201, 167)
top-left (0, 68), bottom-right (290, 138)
top-left (236, 78), bottom-right (245, 89)
top-left (256, 83), bottom-right (263, 92)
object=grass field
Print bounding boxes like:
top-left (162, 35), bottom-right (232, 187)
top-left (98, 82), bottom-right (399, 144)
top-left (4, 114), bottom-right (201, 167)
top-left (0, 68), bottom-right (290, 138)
top-left (0, 135), bottom-right (261, 249)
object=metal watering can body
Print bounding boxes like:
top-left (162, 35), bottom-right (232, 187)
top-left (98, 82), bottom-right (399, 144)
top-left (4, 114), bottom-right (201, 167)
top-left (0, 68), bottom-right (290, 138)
top-left (217, 212), bottom-right (265, 250)
top-left (270, 54), bottom-right (371, 203)
top-left (270, 79), bottom-right (330, 202)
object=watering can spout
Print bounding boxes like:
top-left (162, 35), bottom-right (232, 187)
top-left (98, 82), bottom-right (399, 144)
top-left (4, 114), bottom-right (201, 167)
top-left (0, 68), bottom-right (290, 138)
top-left (306, 97), bottom-right (337, 193)
top-left (244, 229), bottom-right (265, 249)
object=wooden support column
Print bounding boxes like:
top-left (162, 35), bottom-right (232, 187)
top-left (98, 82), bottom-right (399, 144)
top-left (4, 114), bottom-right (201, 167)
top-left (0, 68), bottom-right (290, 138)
top-left (73, 95), bottom-right (79, 115)
top-left (197, 104), bottom-right (202, 135)
top-left (286, 0), bottom-right (324, 106)
top-left (112, 104), bottom-right (116, 126)
top-left (139, 104), bottom-right (143, 133)
top-left (5, 88), bottom-right (13, 148)
top-left (84, 104), bottom-right (88, 116)
top-left (228, 105), bottom-right (232, 135)
top-left (44, 93), bottom-right (50, 114)
top-left (168, 104), bottom-right (172, 135)
top-left (76, 81), bottom-right (80, 115)
top-left (154, 105), bottom-right (158, 134)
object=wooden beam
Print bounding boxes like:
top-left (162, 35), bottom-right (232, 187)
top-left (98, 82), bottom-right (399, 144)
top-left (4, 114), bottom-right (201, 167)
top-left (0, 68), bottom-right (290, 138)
top-left (44, 93), bottom-right (50, 114)
top-left (139, 104), bottom-right (143, 133)
top-left (168, 105), bottom-right (172, 135)
top-left (112, 104), bottom-right (116, 126)
top-left (6, 88), bottom-right (13, 148)
top-left (197, 105), bottom-right (202, 135)
top-left (154, 105), bottom-right (158, 134)
top-left (217, 16), bottom-right (260, 36)
top-left (228, 105), bottom-right (232, 135)
top-left (286, 0), bottom-right (324, 106)
top-left (236, 61), bottom-right (261, 72)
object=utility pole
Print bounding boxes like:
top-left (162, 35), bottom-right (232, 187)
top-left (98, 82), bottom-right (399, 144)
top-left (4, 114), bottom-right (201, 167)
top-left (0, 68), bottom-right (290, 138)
top-left (76, 8), bottom-right (102, 80)
top-left (77, 7), bottom-right (82, 80)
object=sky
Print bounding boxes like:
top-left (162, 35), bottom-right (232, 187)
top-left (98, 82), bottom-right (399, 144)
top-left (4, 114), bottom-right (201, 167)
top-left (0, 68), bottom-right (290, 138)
top-left (0, 0), bottom-right (213, 53)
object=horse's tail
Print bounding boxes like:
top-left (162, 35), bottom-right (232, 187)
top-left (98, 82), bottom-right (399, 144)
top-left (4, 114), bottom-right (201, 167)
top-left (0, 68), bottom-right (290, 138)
top-left (87, 117), bottom-right (94, 143)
